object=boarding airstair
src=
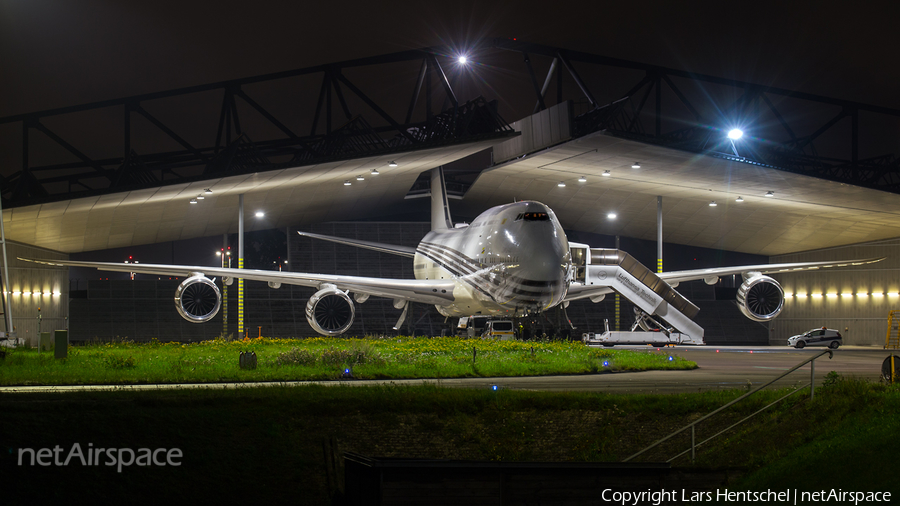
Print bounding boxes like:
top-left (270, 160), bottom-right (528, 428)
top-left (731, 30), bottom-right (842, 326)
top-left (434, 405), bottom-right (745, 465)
top-left (570, 248), bottom-right (704, 345)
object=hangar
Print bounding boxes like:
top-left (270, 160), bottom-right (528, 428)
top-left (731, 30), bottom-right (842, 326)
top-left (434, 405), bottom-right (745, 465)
top-left (1, 40), bottom-right (898, 345)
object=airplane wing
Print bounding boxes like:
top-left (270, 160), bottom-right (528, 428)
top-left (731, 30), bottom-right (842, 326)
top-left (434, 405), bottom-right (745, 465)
top-left (657, 257), bottom-right (885, 285)
top-left (562, 256), bottom-right (885, 303)
top-left (296, 231), bottom-right (416, 258)
top-left (18, 258), bottom-right (454, 305)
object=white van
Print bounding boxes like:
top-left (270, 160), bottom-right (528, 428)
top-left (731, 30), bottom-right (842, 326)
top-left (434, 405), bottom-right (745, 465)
top-left (482, 320), bottom-right (515, 340)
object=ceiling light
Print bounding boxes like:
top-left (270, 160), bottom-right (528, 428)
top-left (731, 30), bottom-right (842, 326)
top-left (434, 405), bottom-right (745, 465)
top-left (189, 199), bottom-right (197, 204)
top-left (765, 191), bottom-right (774, 197)
top-left (709, 201), bottom-right (717, 207)
top-left (602, 170), bottom-right (611, 177)
top-left (371, 168), bottom-right (380, 175)
top-left (204, 188), bottom-right (213, 195)
top-left (255, 211), bottom-right (265, 218)
top-left (578, 176), bottom-right (586, 182)
top-left (388, 161), bottom-right (397, 167)
top-left (607, 212), bottom-right (617, 219)
top-left (458, 56), bottom-right (468, 64)
top-left (196, 194), bottom-right (204, 200)
top-left (735, 196), bottom-right (744, 202)
top-left (356, 175), bottom-right (365, 181)
top-left (557, 181), bottom-right (566, 187)
top-left (344, 180), bottom-right (352, 186)
top-left (727, 128), bottom-right (744, 140)
top-left (631, 162), bottom-right (641, 169)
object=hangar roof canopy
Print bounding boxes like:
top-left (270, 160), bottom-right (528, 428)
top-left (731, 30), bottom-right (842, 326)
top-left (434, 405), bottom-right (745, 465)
top-left (4, 132), bottom-right (900, 257)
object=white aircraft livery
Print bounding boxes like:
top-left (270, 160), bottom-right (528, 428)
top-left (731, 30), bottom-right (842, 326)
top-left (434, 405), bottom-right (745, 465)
top-left (21, 168), bottom-right (884, 341)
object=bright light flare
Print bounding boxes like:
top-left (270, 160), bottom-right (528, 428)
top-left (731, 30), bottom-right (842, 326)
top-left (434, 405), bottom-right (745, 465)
top-left (458, 55), bottom-right (468, 64)
top-left (727, 128), bottom-right (744, 140)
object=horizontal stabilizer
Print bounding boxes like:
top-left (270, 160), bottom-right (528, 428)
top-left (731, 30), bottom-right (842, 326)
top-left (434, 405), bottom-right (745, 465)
top-left (296, 231), bottom-right (416, 258)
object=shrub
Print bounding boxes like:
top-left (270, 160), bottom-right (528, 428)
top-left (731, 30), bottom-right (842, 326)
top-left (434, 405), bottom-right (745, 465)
top-left (273, 347), bottom-right (316, 367)
top-left (104, 355), bottom-right (136, 369)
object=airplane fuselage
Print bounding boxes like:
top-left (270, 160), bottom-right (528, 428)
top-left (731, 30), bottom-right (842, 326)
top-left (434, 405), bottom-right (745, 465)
top-left (413, 201), bottom-right (571, 317)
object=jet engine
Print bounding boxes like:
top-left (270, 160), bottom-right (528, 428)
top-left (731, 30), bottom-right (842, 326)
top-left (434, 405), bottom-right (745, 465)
top-left (306, 285), bottom-right (355, 336)
top-left (736, 273), bottom-right (784, 322)
top-left (174, 274), bottom-right (222, 323)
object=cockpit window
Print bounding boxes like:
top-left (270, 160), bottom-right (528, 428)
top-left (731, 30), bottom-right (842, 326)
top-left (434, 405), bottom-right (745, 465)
top-left (515, 212), bottom-right (549, 221)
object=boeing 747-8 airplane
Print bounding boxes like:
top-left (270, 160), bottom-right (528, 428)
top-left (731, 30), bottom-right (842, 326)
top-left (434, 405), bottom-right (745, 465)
top-left (22, 168), bottom-right (883, 341)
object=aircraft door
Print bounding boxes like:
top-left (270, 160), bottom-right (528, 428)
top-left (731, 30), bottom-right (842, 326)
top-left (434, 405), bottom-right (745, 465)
top-left (570, 247), bottom-right (587, 283)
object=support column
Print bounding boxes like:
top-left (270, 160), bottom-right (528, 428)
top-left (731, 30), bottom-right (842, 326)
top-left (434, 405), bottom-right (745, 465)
top-left (238, 194), bottom-right (244, 338)
top-left (0, 195), bottom-right (12, 334)
top-left (657, 196), bottom-right (663, 273)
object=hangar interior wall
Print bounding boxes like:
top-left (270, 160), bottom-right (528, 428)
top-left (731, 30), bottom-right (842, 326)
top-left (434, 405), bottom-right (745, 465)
top-left (69, 222), bottom-right (766, 344)
top-left (770, 237), bottom-right (900, 346)
top-left (3, 241), bottom-right (69, 345)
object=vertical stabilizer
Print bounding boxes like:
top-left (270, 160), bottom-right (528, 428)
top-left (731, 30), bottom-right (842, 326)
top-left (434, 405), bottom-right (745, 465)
top-left (430, 167), bottom-right (453, 230)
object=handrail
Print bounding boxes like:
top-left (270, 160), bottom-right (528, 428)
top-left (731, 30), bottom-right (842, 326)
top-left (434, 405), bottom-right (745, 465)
top-left (622, 349), bottom-right (834, 463)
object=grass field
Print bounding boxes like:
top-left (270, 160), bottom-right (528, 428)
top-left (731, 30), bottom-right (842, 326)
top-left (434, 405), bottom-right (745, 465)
top-left (0, 336), bottom-right (694, 385)
top-left (1, 377), bottom-right (896, 504)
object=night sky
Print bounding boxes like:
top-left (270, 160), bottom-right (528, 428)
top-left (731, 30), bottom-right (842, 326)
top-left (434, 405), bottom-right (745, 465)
top-left (3, 0), bottom-right (899, 118)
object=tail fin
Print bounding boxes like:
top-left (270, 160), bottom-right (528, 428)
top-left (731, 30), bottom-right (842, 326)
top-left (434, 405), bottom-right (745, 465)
top-left (430, 167), bottom-right (453, 230)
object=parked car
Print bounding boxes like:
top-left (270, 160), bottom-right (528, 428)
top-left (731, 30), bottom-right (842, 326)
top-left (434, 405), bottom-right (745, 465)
top-left (788, 327), bottom-right (842, 349)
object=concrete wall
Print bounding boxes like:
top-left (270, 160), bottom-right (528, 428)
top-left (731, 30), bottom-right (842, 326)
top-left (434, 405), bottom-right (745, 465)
top-left (3, 241), bottom-right (69, 345)
top-left (769, 238), bottom-right (900, 346)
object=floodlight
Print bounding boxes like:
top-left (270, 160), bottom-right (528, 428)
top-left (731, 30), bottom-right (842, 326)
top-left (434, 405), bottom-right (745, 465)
top-left (765, 191), bottom-right (774, 197)
top-left (371, 168), bottom-right (380, 175)
top-left (631, 162), bottom-right (641, 169)
top-left (735, 196), bottom-right (744, 202)
top-left (709, 201), bottom-right (717, 207)
top-left (356, 175), bottom-right (365, 181)
top-left (578, 176), bottom-right (586, 182)
top-left (197, 194), bottom-right (204, 200)
top-left (602, 170), bottom-right (611, 177)
top-left (204, 188), bottom-right (213, 194)
top-left (388, 161), bottom-right (397, 167)
top-left (607, 212), bottom-right (617, 219)
top-left (255, 211), bottom-right (265, 218)
top-left (557, 181), bottom-right (566, 187)
top-left (343, 180), bottom-right (351, 186)
top-left (727, 128), bottom-right (744, 140)
top-left (458, 56), bottom-right (468, 64)
top-left (190, 199), bottom-right (198, 204)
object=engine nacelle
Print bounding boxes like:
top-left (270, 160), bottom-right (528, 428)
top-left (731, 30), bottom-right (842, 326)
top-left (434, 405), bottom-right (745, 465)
top-left (174, 274), bottom-right (222, 323)
top-left (306, 286), bottom-right (355, 336)
top-left (736, 273), bottom-right (784, 322)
